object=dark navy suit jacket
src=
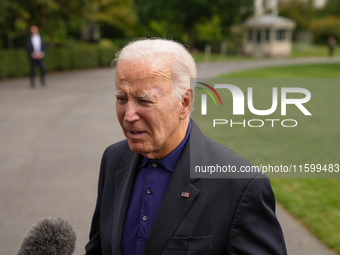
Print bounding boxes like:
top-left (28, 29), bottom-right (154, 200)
top-left (25, 36), bottom-right (45, 59)
top-left (85, 120), bottom-right (287, 255)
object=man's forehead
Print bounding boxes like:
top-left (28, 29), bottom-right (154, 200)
top-left (116, 58), bottom-right (171, 76)
top-left (115, 60), bottom-right (172, 93)
top-left (116, 78), bottom-right (170, 95)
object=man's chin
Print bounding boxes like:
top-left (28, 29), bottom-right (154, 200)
top-left (127, 142), bottom-right (159, 159)
top-left (127, 141), bottom-right (148, 154)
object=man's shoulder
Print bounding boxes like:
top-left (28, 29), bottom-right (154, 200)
top-left (193, 134), bottom-right (272, 199)
top-left (103, 139), bottom-right (130, 158)
top-left (190, 120), bottom-right (251, 166)
top-left (190, 126), bottom-right (252, 169)
top-left (100, 139), bottom-right (140, 172)
top-left (189, 121), bottom-right (258, 179)
top-left (106, 139), bottom-right (129, 150)
top-left (203, 136), bottom-right (252, 166)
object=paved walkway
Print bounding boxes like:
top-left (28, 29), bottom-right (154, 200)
top-left (1, 57), bottom-right (339, 255)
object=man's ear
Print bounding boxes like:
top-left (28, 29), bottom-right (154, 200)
top-left (179, 88), bottom-right (192, 120)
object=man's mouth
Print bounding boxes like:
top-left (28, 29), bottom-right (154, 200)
top-left (129, 130), bottom-right (145, 135)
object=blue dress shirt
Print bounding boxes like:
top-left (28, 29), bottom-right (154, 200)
top-left (122, 121), bottom-right (191, 255)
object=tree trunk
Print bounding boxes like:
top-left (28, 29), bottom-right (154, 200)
top-left (49, 35), bottom-right (55, 48)
top-left (187, 26), bottom-right (194, 51)
top-left (6, 34), bottom-right (14, 49)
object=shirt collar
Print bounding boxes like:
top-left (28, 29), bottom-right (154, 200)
top-left (31, 34), bottom-right (40, 39)
top-left (139, 121), bottom-right (191, 172)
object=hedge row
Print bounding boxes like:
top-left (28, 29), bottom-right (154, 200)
top-left (0, 44), bottom-right (118, 79)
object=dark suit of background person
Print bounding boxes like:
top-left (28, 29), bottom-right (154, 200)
top-left (25, 26), bottom-right (45, 88)
top-left (85, 119), bottom-right (287, 255)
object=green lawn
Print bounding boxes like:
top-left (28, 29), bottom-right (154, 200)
top-left (192, 63), bottom-right (340, 254)
top-left (292, 44), bottom-right (340, 58)
top-left (193, 43), bottom-right (340, 61)
top-left (193, 52), bottom-right (252, 62)
top-left (219, 63), bottom-right (340, 78)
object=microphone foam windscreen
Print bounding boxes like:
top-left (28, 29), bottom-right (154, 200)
top-left (17, 217), bottom-right (76, 255)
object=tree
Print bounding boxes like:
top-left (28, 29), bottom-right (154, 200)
top-left (217, 0), bottom-right (253, 36)
top-left (83, 0), bottom-right (137, 40)
top-left (135, 0), bottom-right (253, 50)
top-left (278, 0), bottom-right (315, 31)
top-left (28, 0), bottom-right (87, 46)
top-left (322, 0), bottom-right (340, 17)
top-left (0, 0), bottom-right (87, 48)
top-left (0, 0), bottom-right (31, 48)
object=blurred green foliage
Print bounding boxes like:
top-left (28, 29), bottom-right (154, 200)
top-left (83, 0), bottom-right (137, 39)
top-left (312, 0), bottom-right (340, 43)
top-left (0, 44), bottom-right (118, 79)
top-left (322, 0), bottom-right (340, 17)
top-left (278, 0), bottom-right (340, 44)
top-left (134, 0), bottom-right (253, 49)
top-left (1, 0), bottom-right (340, 59)
top-left (0, 0), bottom-right (136, 48)
top-left (311, 16), bottom-right (340, 44)
top-left (0, 0), bottom-right (87, 48)
top-left (279, 0), bottom-right (315, 31)
top-left (0, 49), bottom-right (29, 78)
top-left (0, 0), bottom-right (253, 52)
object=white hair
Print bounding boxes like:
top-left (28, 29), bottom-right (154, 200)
top-left (113, 38), bottom-right (197, 101)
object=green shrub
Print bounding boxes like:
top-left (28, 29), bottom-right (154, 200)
top-left (0, 44), bottom-right (118, 79)
top-left (15, 49), bottom-right (30, 76)
top-left (45, 48), bottom-right (72, 71)
top-left (69, 45), bottom-right (99, 69)
top-left (0, 49), bottom-right (29, 78)
top-left (0, 50), bottom-right (12, 78)
top-left (98, 45), bottom-right (118, 67)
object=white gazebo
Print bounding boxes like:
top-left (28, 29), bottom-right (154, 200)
top-left (242, 14), bottom-right (296, 57)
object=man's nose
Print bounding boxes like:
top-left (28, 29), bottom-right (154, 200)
top-left (124, 102), bottom-right (140, 122)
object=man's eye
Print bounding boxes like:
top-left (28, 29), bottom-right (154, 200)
top-left (117, 97), bottom-right (127, 103)
top-left (140, 100), bottom-right (152, 105)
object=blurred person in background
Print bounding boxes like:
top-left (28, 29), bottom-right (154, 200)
top-left (25, 25), bottom-right (46, 88)
top-left (328, 36), bottom-right (336, 57)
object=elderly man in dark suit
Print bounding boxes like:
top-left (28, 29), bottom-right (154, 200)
top-left (85, 38), bottom-right (287, 255)
top-left (25, 25), bottom-right (45, 88)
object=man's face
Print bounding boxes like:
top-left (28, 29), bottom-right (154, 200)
top-left (115, 58), bottom-right (190, 159)
top-left (30, 26), bottom-right (39, 35)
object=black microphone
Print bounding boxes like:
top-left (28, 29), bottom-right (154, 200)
top-left (17, 217), bottom-right (76, 255)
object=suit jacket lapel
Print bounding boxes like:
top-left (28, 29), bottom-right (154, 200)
top-left (112, 151), bottom-right (142, 255)
top-left (143, 120), bottom-right (200, 254)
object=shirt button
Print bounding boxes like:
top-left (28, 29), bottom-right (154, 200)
top-left (143, 216), bottom-right (147, 221)
top-left (152, 163), bottom-right (157, 167)
top-left (146, 188), bottom-right (152, 194)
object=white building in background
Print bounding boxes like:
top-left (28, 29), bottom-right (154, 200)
top-left (243, 0), bottom-right (328, 57)
top-left (241, 0), bottom-right (328, 56)
top-left (242, 15), bottom-right (296, 57)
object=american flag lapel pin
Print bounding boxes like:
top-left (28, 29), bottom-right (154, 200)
top-left (181, 191), bottom-right (190, 198)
